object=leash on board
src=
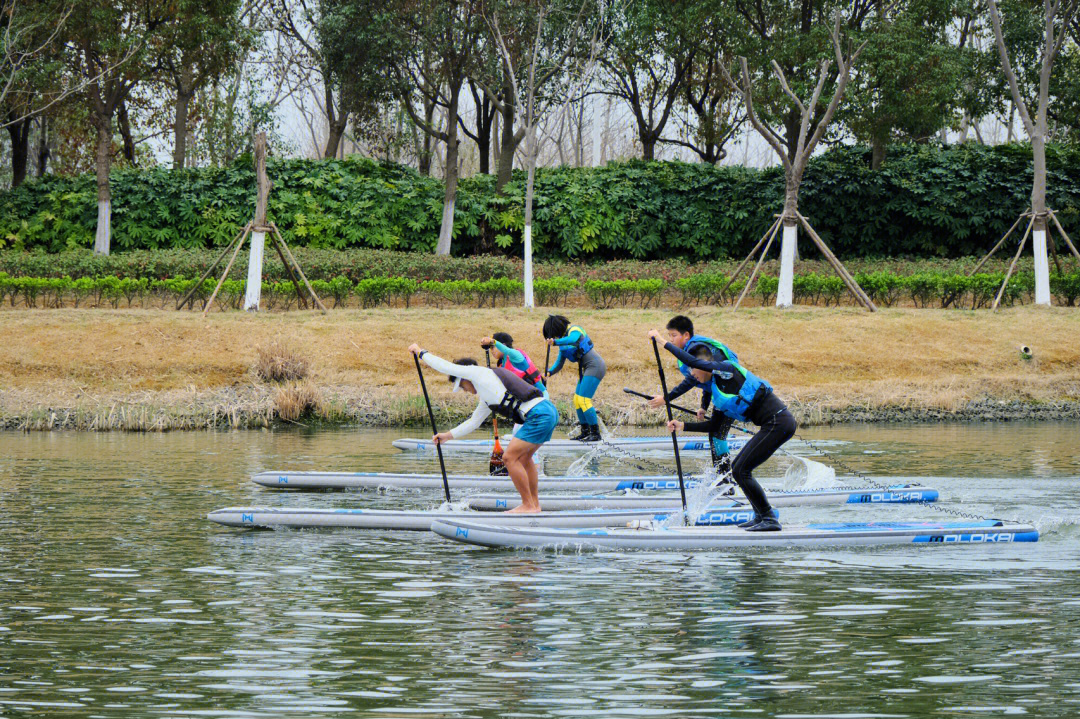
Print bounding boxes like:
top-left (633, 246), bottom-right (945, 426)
top-left (790, 431), bottom-right (1024, 524)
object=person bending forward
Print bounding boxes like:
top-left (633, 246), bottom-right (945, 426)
top-left (647, 329), bottom-right (796, 532)
top-left (543, 315), bottom-right (605, 442)
top-left (409, 343), bottom-right (559, 512)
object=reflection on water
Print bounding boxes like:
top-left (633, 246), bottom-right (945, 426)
top-left (1, 423), bottom-right (1079, 718)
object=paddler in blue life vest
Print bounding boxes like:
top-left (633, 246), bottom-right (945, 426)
top-left (408, 343), bottom-right (559, 512)
top-left (481, 332), bottom-right (549, 398)
top-left (647, 328), bottom-right (796, 532)
top-left (648, 315), bottom-right (739, 474)
top-left (543, 315), bottom-right (606, 442)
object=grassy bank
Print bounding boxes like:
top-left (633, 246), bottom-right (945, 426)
top-left (2, 306), bottom-right (1079, 431)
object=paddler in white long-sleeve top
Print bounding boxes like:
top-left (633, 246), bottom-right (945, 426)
top-left (408, 343), bottom-right (560, 513)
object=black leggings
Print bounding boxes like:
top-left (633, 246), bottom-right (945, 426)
top-left (731, 405), bottom-right (798, 517)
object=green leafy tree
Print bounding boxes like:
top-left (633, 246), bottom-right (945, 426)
top-left (159, 0), bottom-right (250, 169)
top-left (599, 0), bottom-right (701, 160)
top-left (843, 0), bottom-right (968, 168)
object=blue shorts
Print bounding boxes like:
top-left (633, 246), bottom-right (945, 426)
top-left (513, 400), bottom-right (559, 445)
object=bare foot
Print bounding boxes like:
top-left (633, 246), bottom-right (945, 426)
top-left (505, 504), bottom-right (542, 514)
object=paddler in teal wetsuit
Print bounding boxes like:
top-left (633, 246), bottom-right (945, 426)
top-left (543, 315), bottom-right (605, 442)
top-left (648, 328), bottom-right (796, 532)
top-left (647, 315), bottom-right (739, 475)
top-left (481, 332), bottom-right (548, 397)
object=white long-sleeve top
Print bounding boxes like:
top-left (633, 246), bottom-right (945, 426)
top-left (419, 351), bottom-right (544, 439)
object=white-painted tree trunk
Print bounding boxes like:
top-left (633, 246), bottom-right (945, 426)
top-left (1032, 228), bottom-right (1051, 305)
top-left (435, 198), bottom-right (455, 255)
top-left (244, 231), bottom-right (265, 311)
top-left (523, 224), bottom-right (534, 308)
top-left (94, 200), bottom-right (110, 255)
top-left (776, 222), bottom-right (797, 307)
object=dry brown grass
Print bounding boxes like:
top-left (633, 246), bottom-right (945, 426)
top-left (1, 305), bottom-right (1077, 428)
top-left (273, 380), bottom-right (321, 422)
top-left (255, 340), bottom-right (309, 383)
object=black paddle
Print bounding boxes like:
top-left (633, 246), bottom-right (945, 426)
top-left (651, 337), bottom-right (689, 525)
top-left (622, 387), bottom-right (697, 416)
top-left (484, 346), bottom-right (506, 476)
top-left (413, 352), bottom-right (451, 503)
top-left (624, 386), bottom-right (758, 439)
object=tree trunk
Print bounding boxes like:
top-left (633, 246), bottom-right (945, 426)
top-left (324, 83), bottom-right (349, 159)
top-left (94, 114), bottom-right (114, 255)
top-left (7, 116), bottom-right (31, 187)
top-left (1030, 132), bottom-right (1046, 217)
top-left (776, 170), bottom-right (803, 307)
top-left (418, 96), bottom-right (435, 175)
top-left (640, 131), bottom-right (656, 161)
top-left (117, 100), bottom-right (136, 165)
top-left (173, 64), bottom-right (194, 169)
top-left (476, 92), bottom-right (492, 175)
top-left (1030, 131), bottom-right (1051, 304)
top-left (495, 94), bottom-right (521, 192)
top-left (36, 115), bottom-right (50, 176)
top-left (871, 134), bottom-right (887, 170)
top-left (435, 83), bottom-right (462, 256)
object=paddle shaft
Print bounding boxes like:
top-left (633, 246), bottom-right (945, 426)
top-left (484, 348), bottom-right (500, 441)
top-left (651, 338), bottom-right (688, 523)
top-left (622, 387), bottom-right (697, 416)
top-left (624, 386), bottom-right (759, 439)
top-left (414, 353), bottom-right (451, 503)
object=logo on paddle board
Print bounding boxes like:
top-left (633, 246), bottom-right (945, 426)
top-left (919, 533), bottom-right (1016, 543)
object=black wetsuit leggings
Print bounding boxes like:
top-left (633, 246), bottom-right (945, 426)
top-left (731, 397), bottom-right (798, 517)
top-left (684, 394), bottom-right (796, 517)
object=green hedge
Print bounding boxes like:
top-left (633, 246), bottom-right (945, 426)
top-left (3, 144), bottom-right (1079, 260)
top-left (4, 270), bottom-right (1078, 309)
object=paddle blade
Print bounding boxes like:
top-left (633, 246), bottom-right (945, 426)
top-left (489, 444), bottom-right (506, 476)
top-left (489, 420), bottom-right (506, 475)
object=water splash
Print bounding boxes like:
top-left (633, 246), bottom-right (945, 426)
top-left (782, 456), bottom-right (838, 490)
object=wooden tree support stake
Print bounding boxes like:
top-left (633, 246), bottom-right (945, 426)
top-left (177, 224), bottom-right (251, 310)
top-left (733, 218), bottom-right (782, 310)
top-left (1047, 208), bottom-right (1080, 263)
top-left (991, 216), bottom-right (1035, 311)
top-left (202, 226), bottom-right (252, 315)
top-left (188, 132), bottom-right (327, 316)
top-left (271, 222), bottom-right (327, 313)
top-left (969, 212), bottom-right (1032, 276)
top-left (719, 215), bottom-right (783, 300)
top-left (796, 212), bottom-right (876, 312)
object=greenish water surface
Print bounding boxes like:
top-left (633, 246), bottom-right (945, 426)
top-left (1, 422), bottom-right (1078, 718)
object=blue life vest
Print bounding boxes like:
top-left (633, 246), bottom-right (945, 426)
top-left (678, 335), bottom-right (738, 381)
top-left (710, 363), bottom-right (771, 422)
top-left (558, 325), bottom-right (593, 362)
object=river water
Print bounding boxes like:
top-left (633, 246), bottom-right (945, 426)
top-left (2, 423), bottom-right (1079, 718)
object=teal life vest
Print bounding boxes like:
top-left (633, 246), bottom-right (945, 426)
top-left (558, 325), bottom-right (593, 362)
top-left (710, 363), bottom-right (771, 422)
top-left (677, 335), bottom-right (738, 381)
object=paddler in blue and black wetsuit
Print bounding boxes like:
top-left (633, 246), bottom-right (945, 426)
top-left (648, 328), bottom-right (796, 532)
top-left (543, 315), bottom-right (605, 442)
top-left (648, 315), bottom-right (739, 475)
top-left (481, 332), bottom-right (549, 398)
